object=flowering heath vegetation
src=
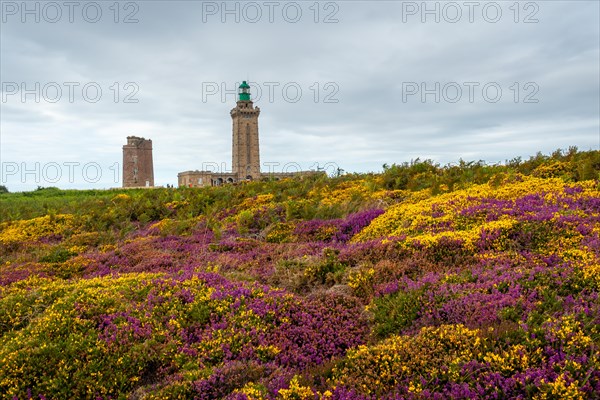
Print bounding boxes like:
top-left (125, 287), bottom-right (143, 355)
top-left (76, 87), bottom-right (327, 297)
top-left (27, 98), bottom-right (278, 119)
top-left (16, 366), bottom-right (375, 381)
top-left (0, 148), bottom-right (599, 399)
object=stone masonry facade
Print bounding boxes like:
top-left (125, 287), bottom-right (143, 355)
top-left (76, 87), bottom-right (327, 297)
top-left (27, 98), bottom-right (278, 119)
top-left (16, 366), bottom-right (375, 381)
top-left (122, 136), bottom-right (154, 188)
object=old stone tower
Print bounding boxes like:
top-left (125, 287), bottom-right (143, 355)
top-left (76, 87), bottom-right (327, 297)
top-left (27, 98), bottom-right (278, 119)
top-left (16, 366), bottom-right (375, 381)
top-left (122, 136), bottom-right (154, 187)
top-left (231, 81), bottom-right (261, 181)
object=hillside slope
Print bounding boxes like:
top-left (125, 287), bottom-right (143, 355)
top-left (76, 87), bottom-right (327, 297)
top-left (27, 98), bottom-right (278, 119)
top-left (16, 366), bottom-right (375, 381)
top-left (1, 149), bottom-right (599, 399)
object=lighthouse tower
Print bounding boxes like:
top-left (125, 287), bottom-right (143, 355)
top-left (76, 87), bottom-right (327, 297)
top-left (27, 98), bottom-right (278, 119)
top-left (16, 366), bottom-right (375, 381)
top-left (231, 81), bottom-right (261, 181)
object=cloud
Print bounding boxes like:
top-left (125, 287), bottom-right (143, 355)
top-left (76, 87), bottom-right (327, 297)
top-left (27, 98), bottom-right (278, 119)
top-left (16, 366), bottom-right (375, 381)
top-left (1, 0), bottom-right (598, 190)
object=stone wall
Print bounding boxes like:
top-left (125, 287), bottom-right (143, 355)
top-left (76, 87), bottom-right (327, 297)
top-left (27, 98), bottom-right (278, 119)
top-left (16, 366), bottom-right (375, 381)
top-left (123, 136), bottom-right (154, 188)
top-left (178, 171), bottom-right (238, 188)
top-left (231, 100), bottom-right (261, 181)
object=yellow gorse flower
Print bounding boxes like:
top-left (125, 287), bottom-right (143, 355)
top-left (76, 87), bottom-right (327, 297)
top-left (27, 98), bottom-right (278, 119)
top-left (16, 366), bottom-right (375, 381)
top-left (354, 177), bottom-right (599, 250)
top-left (0, 214), bottom-right (77, 245)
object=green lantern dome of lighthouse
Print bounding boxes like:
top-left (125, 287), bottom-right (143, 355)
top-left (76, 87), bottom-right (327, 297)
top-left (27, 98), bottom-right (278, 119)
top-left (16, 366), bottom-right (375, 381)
top-left (239, 81), bottom-right (251, 101)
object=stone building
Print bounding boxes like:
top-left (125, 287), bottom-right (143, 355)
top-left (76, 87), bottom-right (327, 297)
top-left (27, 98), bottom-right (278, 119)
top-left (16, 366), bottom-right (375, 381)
top-left (122, 136), bottom-right (154, 188)
top-left (178, 81), bottom-right (321, 188)
top-left (232, 80), bottom-right (261, 181)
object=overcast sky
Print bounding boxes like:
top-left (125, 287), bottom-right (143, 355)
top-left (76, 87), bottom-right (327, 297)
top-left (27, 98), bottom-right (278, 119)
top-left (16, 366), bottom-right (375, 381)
top-left (1, 0), bottom-right (599, 190)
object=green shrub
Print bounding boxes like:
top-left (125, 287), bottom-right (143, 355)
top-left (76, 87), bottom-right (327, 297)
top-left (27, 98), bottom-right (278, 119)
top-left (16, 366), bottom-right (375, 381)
top-left (304, 248), bottom-right (346, 285)
top-left (372, 288), bottom-right (424, 338)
